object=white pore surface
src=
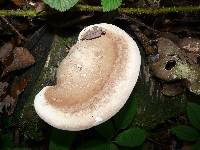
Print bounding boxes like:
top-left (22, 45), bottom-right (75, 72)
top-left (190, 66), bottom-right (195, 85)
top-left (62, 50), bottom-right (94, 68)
top-left (34, 23), bottom-right (141, 131)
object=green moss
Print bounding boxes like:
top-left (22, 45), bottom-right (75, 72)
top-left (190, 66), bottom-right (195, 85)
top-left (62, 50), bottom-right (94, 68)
top-left (173, 63), bottom-right (197, 81)
top-left (132, 76), bottom-right (186, 129)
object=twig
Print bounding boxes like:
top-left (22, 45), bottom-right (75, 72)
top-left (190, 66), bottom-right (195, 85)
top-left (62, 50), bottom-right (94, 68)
top-left (119, 14), bottom-right (160, 34)
top-left (0, 9), bottom-right (47, 17)
top-left (147, 138), bottom-right (164, 146)
top-left (1, 16), bottom-right (27, 40)
top-left (76, 5), bottom-right (200, 14)
top-left (0, 5), bottom-right (200, 17)
top-left (117, 5), bottom-right (200, 14)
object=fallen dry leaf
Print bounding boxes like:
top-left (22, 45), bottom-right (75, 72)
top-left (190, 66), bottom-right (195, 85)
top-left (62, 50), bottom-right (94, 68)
top-left (0, 81), bottom-right (8, 100)
top-left (0, 76), bottom-right (31, 115)
top-left (179, 37), bottom-right (200, 52)
top-left (0, 95), bottom-right (15, 115)
top-left (0, 75), bottom-right (31, 114)
top-left (3, 47), bottom-right (35, 76)
top-left (12, 0), bottom-right (29, 7)
top-left (11, 76), bottom-right (31, 98)
top-left (0, 42), bottom-right (13, 62)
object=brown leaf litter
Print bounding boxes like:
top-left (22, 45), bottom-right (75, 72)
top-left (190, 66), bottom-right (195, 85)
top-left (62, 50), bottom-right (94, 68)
top-left (0, 42), bottom-right (35, 77)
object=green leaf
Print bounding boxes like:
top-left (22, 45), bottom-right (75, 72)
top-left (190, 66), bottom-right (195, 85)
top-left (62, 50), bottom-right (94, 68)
top-left (171, 125), bottom-right (200, 141)
top-left (77, 140), bottom-right (118, 150)
top-left (49, 129), bottom-right (76, 150)
top-left (187, 102), bottom-right (200, 130)
top-left (95, 120), bottom-right (115, 139)
top-left (114, 128), bottom-right (146, 147)
top-left (101, 0), bottom-right (122, 12)
top-left (192, 140), bottom-right (200, 150)
top-left (43, 0), bottom-right (79, 11)
top-left (114, 98), bottom-right (137, 129)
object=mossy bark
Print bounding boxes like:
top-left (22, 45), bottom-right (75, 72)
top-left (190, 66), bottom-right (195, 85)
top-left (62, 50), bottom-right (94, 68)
top-left (132, 65), bottom-right (187, 129)
top-left (12, 25), bottom-right (200, 140)
top-left (13, 27), bottom-right (77, 139)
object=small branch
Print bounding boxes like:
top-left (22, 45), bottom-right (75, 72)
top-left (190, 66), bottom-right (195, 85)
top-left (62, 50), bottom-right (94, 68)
top-left (1, 16), bottom-right (27, 40)
top-left (0, 9), bottom-right (47, 17)
top-left (118, 6), bottom-right (200, 14)
top-left (147, 138), bottom-right (164, 146)
top-left (75, 5), bottom-right (200, 15)
top-left (0, 5), bottom-right (200, 17)
top-left (118, 14), bottom-right (160, 33)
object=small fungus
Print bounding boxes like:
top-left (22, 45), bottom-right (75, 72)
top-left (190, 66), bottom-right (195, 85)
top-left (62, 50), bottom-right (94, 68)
top-left (34, 23), bottom-right (141, 131)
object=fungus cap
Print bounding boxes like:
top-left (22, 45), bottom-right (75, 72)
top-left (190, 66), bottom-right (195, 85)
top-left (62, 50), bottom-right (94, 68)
top-left (34, 23), bottom-right (141, 131)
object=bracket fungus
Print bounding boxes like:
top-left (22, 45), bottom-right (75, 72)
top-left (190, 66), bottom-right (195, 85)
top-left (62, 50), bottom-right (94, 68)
top-left (34, 23), bottom-right (141, 131)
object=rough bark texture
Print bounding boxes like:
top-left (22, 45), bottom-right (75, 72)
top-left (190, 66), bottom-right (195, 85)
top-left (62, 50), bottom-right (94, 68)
top-left (13, 27), bottom-right (77, 139)
top-left (12, 26), bottom-right (199, 140)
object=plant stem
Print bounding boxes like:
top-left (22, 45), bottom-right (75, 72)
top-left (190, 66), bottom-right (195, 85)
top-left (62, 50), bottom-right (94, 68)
top-left (76, 5), bottom-right (200, 14)
top-left (0, 5), bottom-right (200, 17)
top-left (120, 5), bottom-right (200, 14)
top-left (0, 9), bottom-right (47, 17)
top-left (1, 16), bottom-right (27, 40)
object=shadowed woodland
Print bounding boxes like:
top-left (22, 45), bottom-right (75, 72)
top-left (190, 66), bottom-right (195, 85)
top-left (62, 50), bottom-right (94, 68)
top-left (0, 0), bottom-right (200, 150)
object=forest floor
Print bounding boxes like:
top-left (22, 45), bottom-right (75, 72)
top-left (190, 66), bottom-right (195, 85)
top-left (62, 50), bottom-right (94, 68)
top-left (0, 0), bottom-right (200, 150)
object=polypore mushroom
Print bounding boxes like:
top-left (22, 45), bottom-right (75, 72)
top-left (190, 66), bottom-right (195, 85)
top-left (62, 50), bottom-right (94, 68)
top-left (34, 23), bottom-right (141, 131)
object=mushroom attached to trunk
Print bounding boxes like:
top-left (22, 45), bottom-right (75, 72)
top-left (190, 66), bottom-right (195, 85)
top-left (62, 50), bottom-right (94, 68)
top-left (34, 23), bottom-right (141, 131)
